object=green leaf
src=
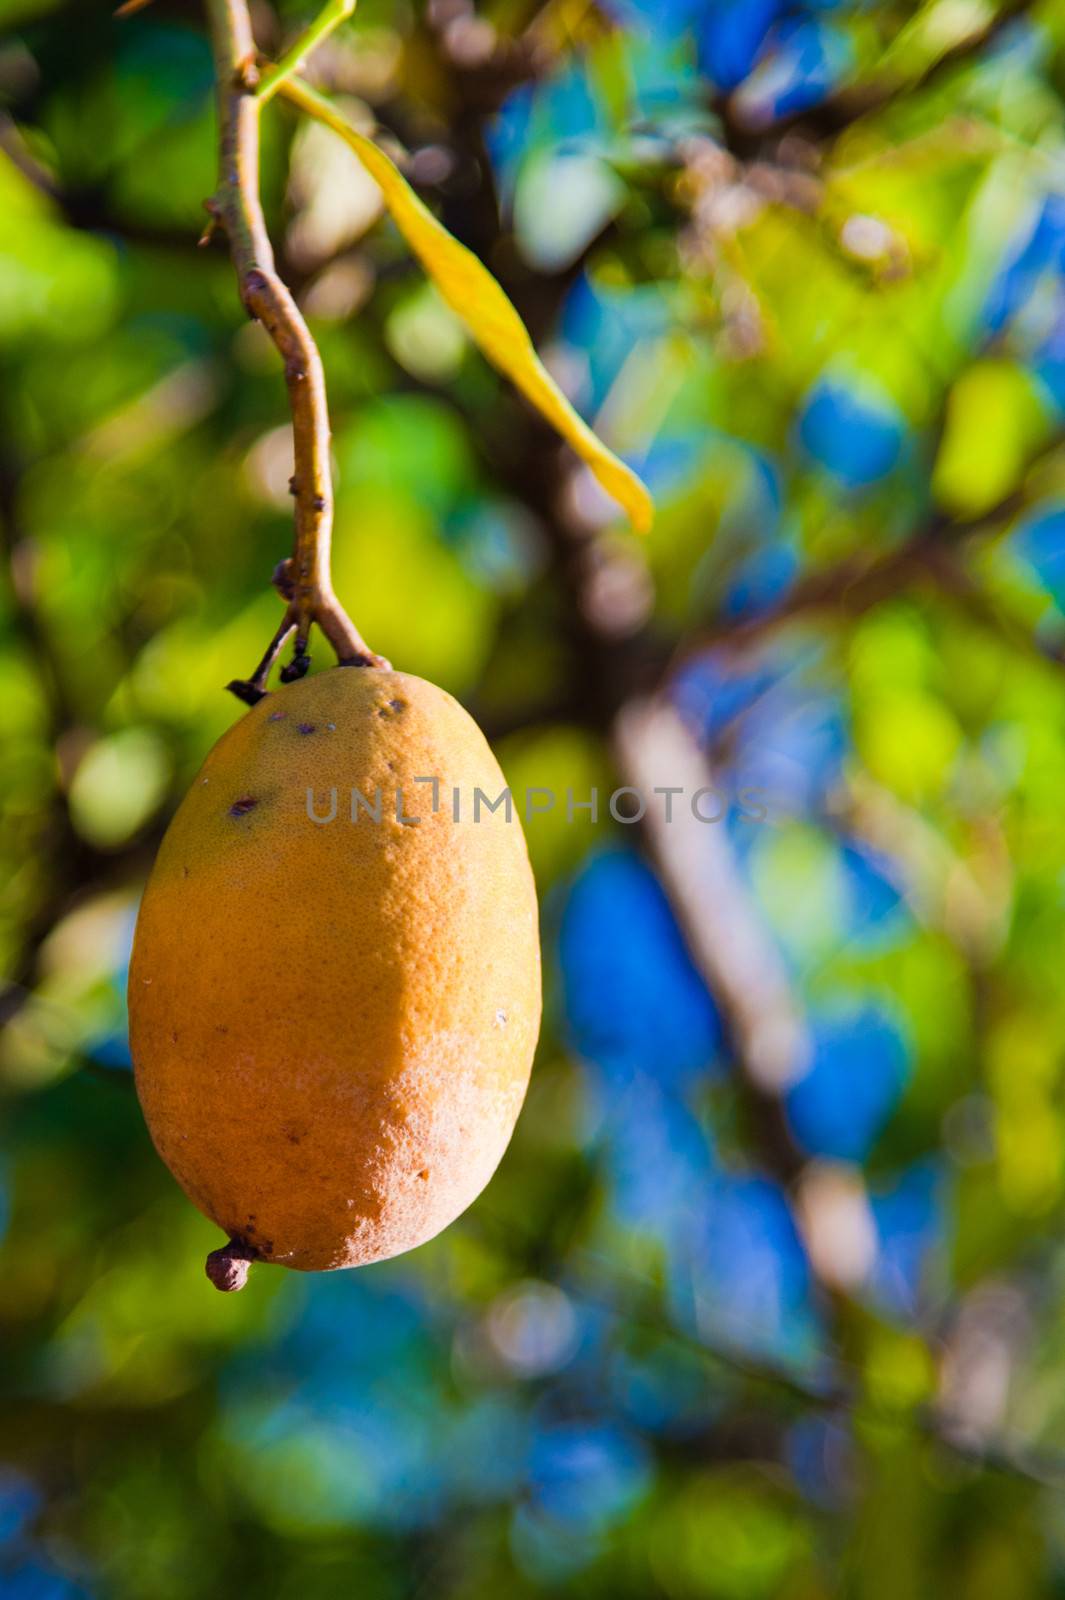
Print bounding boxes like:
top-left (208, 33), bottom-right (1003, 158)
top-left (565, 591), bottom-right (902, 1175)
top-left (932, 359), bottom-right (1050, 518)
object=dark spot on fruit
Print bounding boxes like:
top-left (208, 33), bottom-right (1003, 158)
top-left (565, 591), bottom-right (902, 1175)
top-left (268, 710), bottom-right (287, 722)
top-left (286, 1130), bottom-right (301, 1144)
top-left (182, 865), bottom-right (189, 878)
top-left (298, 723), bottom-right (316, 735)
top-left (229, 796), bottom-right (257, 817)
top-left (170, 1030), bottom-right (178, 1045)
top-left (418, 1169), bottom-right (430, 1181)
top-left (215, 1024), bottom-right (229, 1035)
top-left (390, 699), bottom-right (406, 712)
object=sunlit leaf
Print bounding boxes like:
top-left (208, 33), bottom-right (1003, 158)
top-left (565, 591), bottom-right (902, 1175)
top-left (932, 359), bottom-right (1050, 518)
top-left (278, 77), bottom-right (654, 533)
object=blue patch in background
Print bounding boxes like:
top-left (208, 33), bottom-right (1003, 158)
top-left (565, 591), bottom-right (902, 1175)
top-left (559, 850), bottom-right (722, 1093)
top-left (798, 374), bottom-right (905, 487)
top-left (786, 1004), bottom-right (911, 1161)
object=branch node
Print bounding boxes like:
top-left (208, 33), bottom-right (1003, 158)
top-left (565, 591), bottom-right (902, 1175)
top-left (272, 557), bottom-right (296, 599)
top-left (280, 648), bottom-right (311, 682)
top-left (234, 56), bottom-right (260, 93)
top-left (226, 678), bottom-right (268, 706)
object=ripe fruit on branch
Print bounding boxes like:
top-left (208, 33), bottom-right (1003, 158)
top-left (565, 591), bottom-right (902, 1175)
top-left (129, 668), bottom-right (541, 1290)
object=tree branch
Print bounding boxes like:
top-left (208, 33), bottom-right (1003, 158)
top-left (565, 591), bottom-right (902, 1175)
top-left (722, 0), bottom-right (1037, 147)
top-left (674, 434), bottom-right (1065, 680)
top-left (204, 0), bottom-right (386, 698)
top-left (614, 696), bottom-right (810, 1104)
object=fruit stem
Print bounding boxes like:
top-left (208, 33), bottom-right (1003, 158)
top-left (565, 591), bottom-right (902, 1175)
top-left (205, 1236), bottom-right (257, 1292)
top-left (204, 0), bottom-right (388, 695)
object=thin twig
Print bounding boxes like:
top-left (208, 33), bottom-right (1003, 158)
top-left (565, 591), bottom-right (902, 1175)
top-left (205, 0), bottom-right (386, 693)
top-left (569, 1253), bottom-right (1065, 1487)
top-left (226, 613), bottom-right (297, 705)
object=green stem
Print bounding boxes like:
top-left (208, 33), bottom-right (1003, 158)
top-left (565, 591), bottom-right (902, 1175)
top-left (256, 0), bottom-right (357, 105)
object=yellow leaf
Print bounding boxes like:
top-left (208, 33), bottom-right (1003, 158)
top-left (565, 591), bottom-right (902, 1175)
top-left (278, 77), bottom-right (654, 533)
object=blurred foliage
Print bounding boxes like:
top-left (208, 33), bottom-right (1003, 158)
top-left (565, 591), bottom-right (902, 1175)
top-left (4, 0), bottom-right (1065, 1595)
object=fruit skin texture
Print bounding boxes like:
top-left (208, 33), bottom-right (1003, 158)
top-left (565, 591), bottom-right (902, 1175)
top-left (129, 668), bottom-right (541, 1274)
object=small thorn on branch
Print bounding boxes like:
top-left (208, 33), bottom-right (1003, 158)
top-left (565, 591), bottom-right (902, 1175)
top-left (200, 198), bottom-right (222, 249)
top-left (205, 1237), bottom-right (256, 1292)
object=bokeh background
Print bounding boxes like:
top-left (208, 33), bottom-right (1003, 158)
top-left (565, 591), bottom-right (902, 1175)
top-left (5, 0), bottom-right (1065, 1593)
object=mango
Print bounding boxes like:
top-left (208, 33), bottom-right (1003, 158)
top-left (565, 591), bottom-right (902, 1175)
top-left (129, 668), bottom-right (540, 1288)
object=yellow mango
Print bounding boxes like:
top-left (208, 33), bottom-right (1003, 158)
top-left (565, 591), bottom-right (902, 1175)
top-left (129, 668), bottom-right (540, 1289)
